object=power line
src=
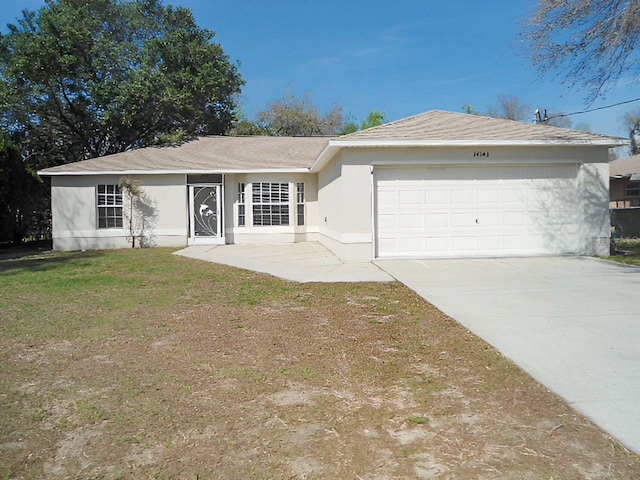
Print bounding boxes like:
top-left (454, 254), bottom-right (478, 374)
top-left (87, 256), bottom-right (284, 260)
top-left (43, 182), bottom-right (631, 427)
top-left (548, 97), bottom-right (640, 120)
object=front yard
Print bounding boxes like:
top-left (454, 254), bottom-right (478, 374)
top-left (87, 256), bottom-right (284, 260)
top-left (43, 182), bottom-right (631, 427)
top-left (1, 248), bottom-right (639, 479)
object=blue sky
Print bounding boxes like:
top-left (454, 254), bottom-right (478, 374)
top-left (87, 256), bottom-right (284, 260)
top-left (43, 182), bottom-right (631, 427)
top-left (2, 0), bottom-right (639, 139)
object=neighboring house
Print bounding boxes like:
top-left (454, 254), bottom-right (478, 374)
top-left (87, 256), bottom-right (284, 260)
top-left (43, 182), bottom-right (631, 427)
top-left (38, 110), bottom-right (627, 260)
top-left (610, 155), bottom-right (640, 237)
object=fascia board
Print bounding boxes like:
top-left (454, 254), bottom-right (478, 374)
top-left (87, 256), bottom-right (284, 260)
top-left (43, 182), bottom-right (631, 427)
top-left (38, 168), bottom-right (312, 176)
top-left (310, 143), bottom-right (341, 173)
top-left (331, 139), bottom-right (629, 148)
top-left (309, 138), bottom-right (629, 173)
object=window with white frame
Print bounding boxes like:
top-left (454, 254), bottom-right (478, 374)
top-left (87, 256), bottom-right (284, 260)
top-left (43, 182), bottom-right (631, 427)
top-left (296, 182), bottom-right (305, 226)
top-left (252, 182), bottom-right (289, 226)
top-left (626, 181), bottom-right (640, 197)
top-left (97, 184), bottom-right (123, 228)
top-left (237, 182), bottom-right (246, 226)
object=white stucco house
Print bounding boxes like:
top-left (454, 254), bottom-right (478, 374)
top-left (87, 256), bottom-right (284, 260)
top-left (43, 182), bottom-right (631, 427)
top-left (38, 110), bottom-right (627, 260)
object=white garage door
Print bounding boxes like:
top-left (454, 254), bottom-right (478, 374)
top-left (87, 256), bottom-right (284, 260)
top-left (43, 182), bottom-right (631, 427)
top-left (375, 165), bottom-right (581, 258)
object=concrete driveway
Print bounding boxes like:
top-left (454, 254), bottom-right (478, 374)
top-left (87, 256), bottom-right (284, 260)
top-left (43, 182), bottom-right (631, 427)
top-left (376, 256), bottom-right (640, 454)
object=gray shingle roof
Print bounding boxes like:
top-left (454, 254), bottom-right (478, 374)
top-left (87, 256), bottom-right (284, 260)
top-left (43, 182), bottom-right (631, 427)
top-left (610, 154), bottom-right (640, 177)
top-left (39, 110), bottom-right (628, 176)
top-left (39, 136), bottom-right (332, 175)
top-left (336, 110), bottom-right (626, 144)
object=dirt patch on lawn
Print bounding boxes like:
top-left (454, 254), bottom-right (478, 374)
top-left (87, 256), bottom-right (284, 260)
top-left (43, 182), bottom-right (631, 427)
top-left (2, 256), bottom-right (639, 479)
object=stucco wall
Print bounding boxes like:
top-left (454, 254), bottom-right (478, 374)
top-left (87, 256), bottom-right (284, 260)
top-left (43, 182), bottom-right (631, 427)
top-left (316, 152), bottom-right (374, 261)
top-left (578, 162), bottom-right (611, 256)
top-left (51, 174), bottom-right (188, 251)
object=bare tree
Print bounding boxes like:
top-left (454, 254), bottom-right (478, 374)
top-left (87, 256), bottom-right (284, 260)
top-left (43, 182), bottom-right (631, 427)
top-left (523, 0), bottom-right (640, 101)
top-left (546, 114), bottom-right (573, 128)
top-left (485, 94), bottom-right (531, 121)
top-left (621, 107), bottom-right (640, 154)
top-left (119, 176), bottom-right (158, 248)
top-left (256, 90), bottom-right (346, 136)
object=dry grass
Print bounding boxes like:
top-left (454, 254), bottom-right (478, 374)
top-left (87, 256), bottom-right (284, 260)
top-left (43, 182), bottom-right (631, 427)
top-left (1, 248), bottom-right (639, 479)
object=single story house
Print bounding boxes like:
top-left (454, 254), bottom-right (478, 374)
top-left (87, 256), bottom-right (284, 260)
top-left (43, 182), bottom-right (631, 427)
top-left (610, 155), bottom-right (640, 208)
top-left (38, 110), bottom-right (627, 260)
top-left (610, 154), bottom-right (640, 237)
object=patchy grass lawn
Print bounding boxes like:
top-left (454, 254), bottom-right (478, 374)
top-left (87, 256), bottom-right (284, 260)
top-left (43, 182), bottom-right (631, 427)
top-left (609, 238), bottom-right (640, 266)
top-left (1, 248), bottom-right (639, 479)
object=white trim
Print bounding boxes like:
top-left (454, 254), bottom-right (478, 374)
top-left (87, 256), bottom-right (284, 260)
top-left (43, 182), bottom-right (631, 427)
top-left (330, 139), bottom-right (628, 148)
top-left (310, 144), bottom-right (341, 172)
top-left (370, 164), bottom-right (377, 261)
top-left (371, 159), bottom-right (593, 168)
top-left (309, 139), bottom-right (627, 173)
top-left (39, 168), bottom-right (311, 176)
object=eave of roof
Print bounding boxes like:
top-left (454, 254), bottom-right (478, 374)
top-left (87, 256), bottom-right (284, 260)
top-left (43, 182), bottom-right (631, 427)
top-left (40, 168), bottom-right (310, 176)
top-left (310, 138), bottom-right (628, 173)
top-left (37, 135), bottom-right (331, 176)
top-left (309, 110), bottom-right (628, 172)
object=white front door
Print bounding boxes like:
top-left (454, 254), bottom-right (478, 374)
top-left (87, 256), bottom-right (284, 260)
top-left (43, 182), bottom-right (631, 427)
top-left (189, 184), bottom-right (224, 245)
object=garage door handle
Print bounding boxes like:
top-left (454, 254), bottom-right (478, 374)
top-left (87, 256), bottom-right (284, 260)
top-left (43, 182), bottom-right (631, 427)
top-left (475, 219), bottom-right (479, 224)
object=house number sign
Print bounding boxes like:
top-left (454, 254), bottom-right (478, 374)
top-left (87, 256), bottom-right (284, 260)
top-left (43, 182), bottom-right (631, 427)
top-left (473, 151), bottom-right (490, 158)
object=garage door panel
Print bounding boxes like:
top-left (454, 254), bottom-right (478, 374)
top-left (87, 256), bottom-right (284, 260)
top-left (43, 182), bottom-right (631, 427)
top-left (426, 190), bottom-right (449, 204)
top-left (502, 234), bottom-right (531, 250)
top-left (377, 190), bottom-right (397, 207)
top-left (377, 213), bottom-right (396, 229)
top-left (502, 188), bottom-right (526, 203)
top-left (399, 237), bottom-right (424, 252)
top-left (503, 211), bottom-right (527, 226)
top-left (425, 237), bottom-right (449, 251)
top-left (424, 213), bottom-right (449, 227)
top-left (478, 236), bottom-right (501, 250)
top-left (476, 189), bottom-right (500, 203)
top-left (398, 213), bottom-right (423, 228)
top-left (375, 165), bottom-right (581, 258)
top-left (477, 212), bottom-right (500, 226)
top-left (451, 212), bottom-right (476, 226)
top-left (451, 236), bottom-right (476, 251)
top-left (398, 190), bottom-right (423, 205)
top-left (451, 189), bottom-right (474, 204)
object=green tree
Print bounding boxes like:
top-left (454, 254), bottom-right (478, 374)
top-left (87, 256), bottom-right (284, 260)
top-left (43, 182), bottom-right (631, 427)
top-left (339, 122), bottom-right (359, 135)
top-left (0, 132), bottom-right (48, 244)
top-left (337, 110), bottom-right (387, 135)
top-left (461, 104), bottom-right (481, 115)
top-left (361, 110), bottom-right (386, 130)
top-left (523, 0), bottom-right (640, 101)
top-left (256, 90), bottom-right (347, 136)
top-left (0, 0), bottom-right (244, 170)
top-left (0, 0), bottom-right (244, 241)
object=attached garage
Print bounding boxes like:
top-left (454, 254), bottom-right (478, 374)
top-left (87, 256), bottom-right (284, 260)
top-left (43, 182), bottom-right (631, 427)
top-left (313, 110), bottom-right (625, 261)
top-left (374, 164), bottom-right (581, 258)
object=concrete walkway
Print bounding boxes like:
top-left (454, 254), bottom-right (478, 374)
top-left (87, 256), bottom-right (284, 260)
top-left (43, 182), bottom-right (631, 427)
top-left (376, 256), bottom-right (640, 454)
top-left (174, 242), bottom-right (393, 283)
